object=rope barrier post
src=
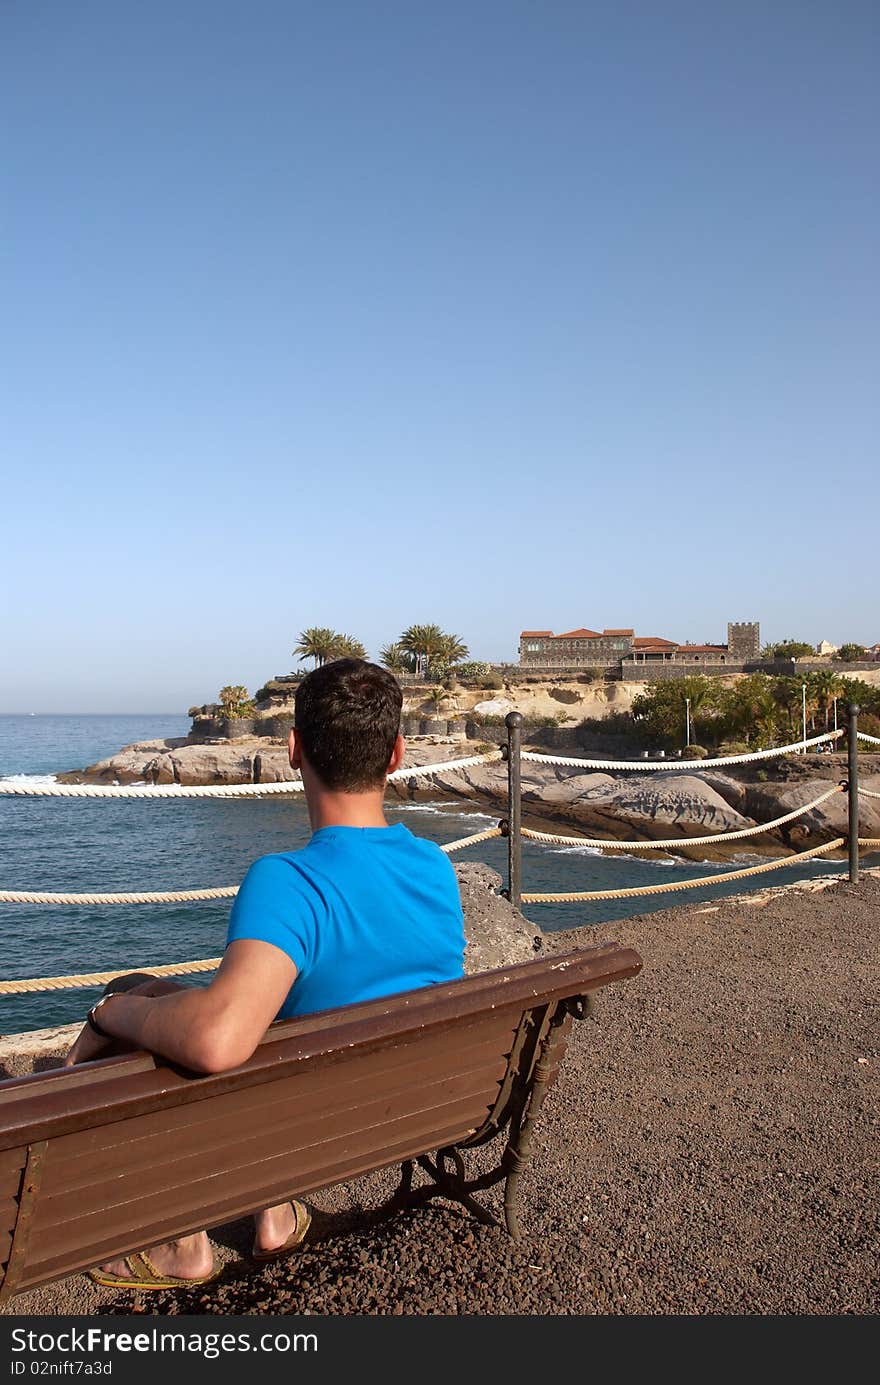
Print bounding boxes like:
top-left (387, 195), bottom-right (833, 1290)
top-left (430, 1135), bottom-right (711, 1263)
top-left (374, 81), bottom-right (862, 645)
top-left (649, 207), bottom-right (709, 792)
top-left (503, 712), bottom-right (523, 910)
top-left (848, 703), bottom-right (860, 884)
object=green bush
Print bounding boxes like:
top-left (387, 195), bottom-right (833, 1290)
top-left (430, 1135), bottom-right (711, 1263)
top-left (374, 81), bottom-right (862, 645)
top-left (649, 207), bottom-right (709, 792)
top-left (574, 712), bottom-right (637, 746)
top-left (478, 673), bottom-right (504, 690)
top-left (452, 661), bottom-right (490, 681)
top-left (717, 741), bottom-right (751, 756)
top-left (859, 712), bottom-right (880, 749)
top-left (224, 700), bottom-right (255, 720)
top-left (682, 745), bottom-right (709, 759)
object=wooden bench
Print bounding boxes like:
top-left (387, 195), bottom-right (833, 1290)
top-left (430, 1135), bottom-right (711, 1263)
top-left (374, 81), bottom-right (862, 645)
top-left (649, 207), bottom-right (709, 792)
top-left (0, 943), bottom-right (642, 1301)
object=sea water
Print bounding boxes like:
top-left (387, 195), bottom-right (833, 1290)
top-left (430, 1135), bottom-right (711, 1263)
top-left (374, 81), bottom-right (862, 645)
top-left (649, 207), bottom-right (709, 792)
top-left (0, 714), bottom-right (853, 1033)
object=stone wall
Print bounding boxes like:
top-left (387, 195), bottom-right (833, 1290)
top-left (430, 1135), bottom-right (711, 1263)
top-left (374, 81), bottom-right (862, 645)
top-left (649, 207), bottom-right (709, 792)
top-left (620, 659), bottom-right (880, 683)
top-left (620, 662), bottom-right (738, 682)
top-left (462, 721), bottom-right (647, 756)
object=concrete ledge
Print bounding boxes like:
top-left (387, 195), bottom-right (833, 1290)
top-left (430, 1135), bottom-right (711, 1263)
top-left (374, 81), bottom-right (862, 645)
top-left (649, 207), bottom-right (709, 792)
top-left (0, 1023), bottom-right (80, 1078)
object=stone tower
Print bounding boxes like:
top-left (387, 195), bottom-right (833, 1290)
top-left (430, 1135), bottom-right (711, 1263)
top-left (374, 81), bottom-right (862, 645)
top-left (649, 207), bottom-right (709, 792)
top-left (727, 622), bottom-right (760, 661)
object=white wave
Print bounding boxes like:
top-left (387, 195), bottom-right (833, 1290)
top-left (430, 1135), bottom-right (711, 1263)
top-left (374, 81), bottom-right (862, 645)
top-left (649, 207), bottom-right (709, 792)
top-left (545, 844), bottom-right (603, 858)
top-left (392, 802), bottom-right (498, 825)
top-left (0, 773), bottom-right (59, 786)
top-left (544, 843), bottom-right (678, 867)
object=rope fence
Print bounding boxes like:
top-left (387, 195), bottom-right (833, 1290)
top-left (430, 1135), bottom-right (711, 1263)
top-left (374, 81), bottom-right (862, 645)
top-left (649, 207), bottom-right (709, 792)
top-left (856, 731), bottom-right (880, 745)
top-left (0, 958), bottom-right (222, 996)
top-left (0, 886), bottom-right (239, 906)
top-left (521, 838), bottom-right (846, 903)
top-left (521, 729), bottom-right (843, 772)
top-left (0, 750), bottom-right (504, 800)
top-left (439, 825), bottom-right (502, 854)
top-left (858, 786), bottom-right (880, 799)
top-left (520, 784), bottom-right (844, 851)
top-left (387, 751), bottom-right (503, 781)
top-left (0, 824), bottom-right (502, 906)
top-left (0, 779), bottom-right (305, 799)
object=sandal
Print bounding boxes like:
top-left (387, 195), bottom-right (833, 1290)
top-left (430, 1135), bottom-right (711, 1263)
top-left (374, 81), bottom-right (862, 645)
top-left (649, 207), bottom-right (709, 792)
top-left (252, 1200), bottom-right (312, 1263)
top-left (88, 1249), bottom-right (222, 1291)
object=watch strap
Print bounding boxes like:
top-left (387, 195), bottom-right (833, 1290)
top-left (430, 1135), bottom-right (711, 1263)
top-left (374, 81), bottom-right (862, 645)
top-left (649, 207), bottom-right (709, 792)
top-left (86, 994), bottom-right (115, 1039)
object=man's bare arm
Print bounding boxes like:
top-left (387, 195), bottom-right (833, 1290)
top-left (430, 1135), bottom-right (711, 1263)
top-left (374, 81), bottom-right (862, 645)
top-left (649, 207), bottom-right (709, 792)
top-left (64, 941), bottom-right (298, 1073)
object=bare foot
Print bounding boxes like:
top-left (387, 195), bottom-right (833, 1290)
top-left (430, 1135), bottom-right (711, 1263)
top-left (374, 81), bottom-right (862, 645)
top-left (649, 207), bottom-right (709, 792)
top-left (98, 1232), bottom-right (214, 1282)
top-left (253, 1201), bottom-right (305, 1256)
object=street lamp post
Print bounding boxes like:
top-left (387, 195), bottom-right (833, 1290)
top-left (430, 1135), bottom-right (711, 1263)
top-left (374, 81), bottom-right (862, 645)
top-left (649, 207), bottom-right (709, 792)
top-left (685, 697), bottom-right (691, 749)
top-left (833, 696), bottom-right (838, 733)
top-left (802, 683), bottom-right (807, 752)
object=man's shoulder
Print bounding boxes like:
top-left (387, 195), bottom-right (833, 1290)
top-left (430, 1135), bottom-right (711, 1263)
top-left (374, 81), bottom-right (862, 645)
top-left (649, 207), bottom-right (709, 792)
top-left (240, 850), bottom-right (311, 892)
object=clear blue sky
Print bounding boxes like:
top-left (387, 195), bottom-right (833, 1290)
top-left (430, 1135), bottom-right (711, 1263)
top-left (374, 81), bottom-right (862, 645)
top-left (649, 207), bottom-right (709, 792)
top-left (2, 1), bottom-right (877, 712)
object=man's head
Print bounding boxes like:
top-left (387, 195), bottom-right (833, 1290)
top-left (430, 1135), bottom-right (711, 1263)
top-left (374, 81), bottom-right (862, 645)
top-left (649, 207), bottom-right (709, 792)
top-left (291, 659), bottom-right (404, 792)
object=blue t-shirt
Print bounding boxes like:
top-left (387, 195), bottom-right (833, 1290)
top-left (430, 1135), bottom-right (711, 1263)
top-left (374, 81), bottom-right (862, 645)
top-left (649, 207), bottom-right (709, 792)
top-left (226, 822), bottom-right (466, 1019)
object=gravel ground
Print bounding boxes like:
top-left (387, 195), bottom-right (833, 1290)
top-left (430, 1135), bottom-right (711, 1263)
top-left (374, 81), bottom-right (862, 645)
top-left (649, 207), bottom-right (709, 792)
top-left (5, 873), bottom-right (878, 1317)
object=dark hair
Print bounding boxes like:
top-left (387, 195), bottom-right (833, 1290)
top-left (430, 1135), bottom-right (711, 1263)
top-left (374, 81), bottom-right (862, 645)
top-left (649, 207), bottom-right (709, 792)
top-left (294, 659), bottom-right (403, 791)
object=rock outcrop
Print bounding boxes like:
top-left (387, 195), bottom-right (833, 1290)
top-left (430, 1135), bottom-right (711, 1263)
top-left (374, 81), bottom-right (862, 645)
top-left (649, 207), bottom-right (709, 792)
top-left (454, 863), bottom-right (543, 973)
top-left (58, 739), bottom-right (301, 787)
top-left (58, 735), bottom-right (880, 858)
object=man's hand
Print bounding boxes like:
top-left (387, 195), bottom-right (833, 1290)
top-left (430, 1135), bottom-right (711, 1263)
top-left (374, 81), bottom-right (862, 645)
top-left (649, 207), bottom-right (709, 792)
top-left (64, 1023), bottom-right (116, 1068)
top-left (62, 943), bottom-right (298, 1075)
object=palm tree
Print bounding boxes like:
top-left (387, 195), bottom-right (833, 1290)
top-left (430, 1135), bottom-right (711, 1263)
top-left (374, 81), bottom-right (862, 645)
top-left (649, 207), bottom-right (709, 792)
top-left (380, 643), bottom-right (415, 674)
top-left (400, 624), bottom-right (445, 678)
top-left (430, 633), bottom-right (469, 677)
top-left (293, 628), bottom-right (338, 668)
top-left (677, 676), bottom-right (714, 742)
top-left (808, 670), bottom-right (844, 731)
top-left (218, 684), bottom-right (249, 714)
top-left (330, 634), bottom-right (367, 660)
top-left (724, 675), bottom-right (778, 744)
top-left (771, 677), bottom-right (801, 739)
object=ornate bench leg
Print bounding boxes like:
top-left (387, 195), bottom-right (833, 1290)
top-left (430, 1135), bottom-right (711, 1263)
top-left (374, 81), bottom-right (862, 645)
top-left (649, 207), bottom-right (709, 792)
top-left (501, 1003), bottom-right (575, 1239)
top-left (504, 1169), bottom-right (524, 1240)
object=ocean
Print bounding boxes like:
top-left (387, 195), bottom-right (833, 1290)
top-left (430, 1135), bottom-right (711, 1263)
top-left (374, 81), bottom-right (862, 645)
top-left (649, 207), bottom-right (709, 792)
top-left (0, 714), bottom-right (857, 1034)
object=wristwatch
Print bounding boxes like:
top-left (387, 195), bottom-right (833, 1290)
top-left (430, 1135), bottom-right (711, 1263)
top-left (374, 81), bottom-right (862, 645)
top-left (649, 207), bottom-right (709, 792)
top-left (86, 992), bottom-right (117, 1039)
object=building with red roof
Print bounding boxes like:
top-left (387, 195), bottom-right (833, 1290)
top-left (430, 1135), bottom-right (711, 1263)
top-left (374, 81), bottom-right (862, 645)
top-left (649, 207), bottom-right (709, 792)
top-left (519, 622), bottom-right (761, 676)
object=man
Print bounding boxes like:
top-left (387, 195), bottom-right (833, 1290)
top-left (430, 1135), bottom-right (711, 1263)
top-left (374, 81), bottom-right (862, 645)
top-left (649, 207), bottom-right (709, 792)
top-left (65, 658), bottom-right (466, 1289)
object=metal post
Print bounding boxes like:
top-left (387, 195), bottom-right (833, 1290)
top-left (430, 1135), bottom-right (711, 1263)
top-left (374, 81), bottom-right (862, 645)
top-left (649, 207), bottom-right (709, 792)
top-left (848, 704), bottom-right (859, 884)
top-left (802, 683), bottom-right (807, 752)
top-left (685, 697), bottom-right (691, 748)
top-left (504, 711), bottom-right (523, 910)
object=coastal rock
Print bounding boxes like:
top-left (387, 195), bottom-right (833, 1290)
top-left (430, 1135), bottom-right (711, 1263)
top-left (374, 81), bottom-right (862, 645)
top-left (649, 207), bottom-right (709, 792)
top-left (454, 863), bottom-right (543, 974)
top-left (58, 738), bottom-right (301, 787)
top-left (394, 759), bottom-right (754, 843)
top-left (744, 776), bottom-right (880, 843)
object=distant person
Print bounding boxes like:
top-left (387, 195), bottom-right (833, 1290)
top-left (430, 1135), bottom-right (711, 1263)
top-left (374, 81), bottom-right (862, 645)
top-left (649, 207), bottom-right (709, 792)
top-left (65, 658), bottom-right (466, 1290)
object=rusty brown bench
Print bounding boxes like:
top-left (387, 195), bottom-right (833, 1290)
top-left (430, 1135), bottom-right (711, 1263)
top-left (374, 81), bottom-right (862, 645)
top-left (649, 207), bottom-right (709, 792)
top-left (0, 943), bottom-right (642, 1301)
